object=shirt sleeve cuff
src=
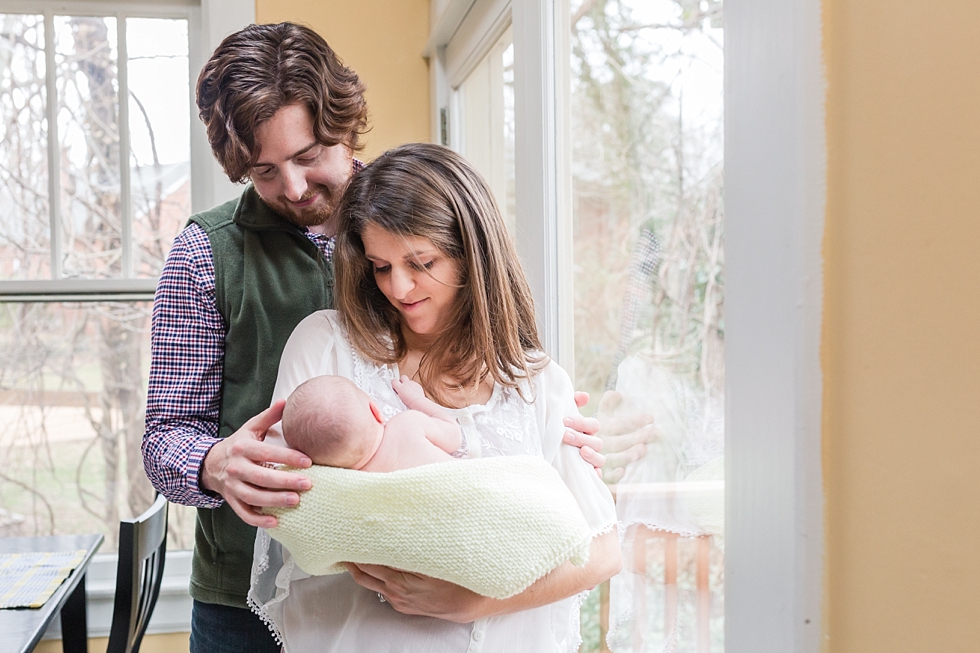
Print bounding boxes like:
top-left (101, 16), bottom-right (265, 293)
top-left (187, 436), bottom-right (225, 509)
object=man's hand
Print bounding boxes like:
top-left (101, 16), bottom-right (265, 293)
top-left (563, 393), bottom-right (605, 469)
top-left (200, 400), bottom-right (313, 528)
top-left (344, 563), bottom-right (490, 623)
top-left (593, 391), bottom-right (658, 484)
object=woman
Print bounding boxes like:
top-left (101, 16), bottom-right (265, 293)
top-left (249, 143), bottom-right (620, 652)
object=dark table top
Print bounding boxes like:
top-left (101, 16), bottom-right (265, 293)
top-left (0, 534), bottom-right (104, 653)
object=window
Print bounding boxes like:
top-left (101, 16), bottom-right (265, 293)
top-left (0, 4), bottom-right (199, 552)
top-left (439, 0), bottom-right (825, 648)
top-left (567, 1), bottom-right (724, 650)
top-left (454, 27), bottom-right (516, 232)
top-left (0, 11), bottom-right (192, 290)
top-left (434, 0), bottom-right (733, 650)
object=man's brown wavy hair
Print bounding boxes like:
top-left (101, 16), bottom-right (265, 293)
top-left (334, 143), bottom-right (546, 407)
top-left (196, 22), bottom-right (368, 183)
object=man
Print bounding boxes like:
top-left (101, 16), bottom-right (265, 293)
top-left (142, 23), bottom-right (613, 652)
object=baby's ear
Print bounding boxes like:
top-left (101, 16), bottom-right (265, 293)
top-left (369, 401), bottom-right (384, 424)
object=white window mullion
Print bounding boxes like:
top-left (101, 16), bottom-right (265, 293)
top-left (117, 13), bottom-right (133, 278)
top-left (43, 10), bottom-right (61, 280)
top-left (552, 0), bottom-right (571, 374)
top-left (511, 0), bottom-right (571, 366)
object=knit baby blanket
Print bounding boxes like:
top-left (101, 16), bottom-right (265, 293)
top-left (265, 456), bottom-right (594, 599)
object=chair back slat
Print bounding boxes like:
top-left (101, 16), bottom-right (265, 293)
top-left (106, 494), bottom-right (168, 653)
top-left (135, 503), bottom-right (168, 561)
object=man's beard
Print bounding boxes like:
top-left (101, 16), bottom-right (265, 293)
top-left (263, 183), bottom-right (340, 228)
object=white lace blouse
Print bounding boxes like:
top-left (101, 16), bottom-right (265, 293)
top-left (248, 310), bottom-right (617, 653)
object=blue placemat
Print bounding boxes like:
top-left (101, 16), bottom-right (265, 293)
top-left (0, 550), bottom-right (87, 609)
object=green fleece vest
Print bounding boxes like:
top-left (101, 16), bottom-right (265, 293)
top-left (188, 186), bottom-right (334, 608)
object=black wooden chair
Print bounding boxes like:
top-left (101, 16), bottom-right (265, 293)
top-left (106, 493), bottom-right (168, 653)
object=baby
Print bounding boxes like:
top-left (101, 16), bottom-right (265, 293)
top-left (281, 375), bottom-right (462, 472)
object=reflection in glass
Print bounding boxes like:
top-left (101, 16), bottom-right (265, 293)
top-left (127, 17), bottom-right (191, 278)
top-left (0, 302), bottom-right (195, 552)
top-left (55, 16), bottom-right (122, 279)
top-left (569, 1), bottom-right (724, 651)
top-left (0, 15), bottom-right (50, 281)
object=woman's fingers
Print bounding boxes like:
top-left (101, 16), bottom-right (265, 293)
top-left (353, 568), bottom-right (484, 621)
top-left (345, 564), bottom-right (433, 613)
top-left (345, 563), bottom-right (414, 588)
top-left (344, 563), bottom-right (388, 594)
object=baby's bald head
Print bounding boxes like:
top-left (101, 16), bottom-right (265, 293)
top-left (282, 375), bottom-right (382, 468)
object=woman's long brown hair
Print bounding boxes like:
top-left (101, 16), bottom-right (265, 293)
top-left (334, 143), bottom-right (546, 406)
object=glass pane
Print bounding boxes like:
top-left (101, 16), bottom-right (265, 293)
top-left (55, 16), bottom-right (122, 279)
top-left (0, 301), bottom-right (195, 552)
top-left (456, 28), bottom-right (516, 233)
top-left (0, 15), bottom-right (50, 281)
top-left (127, 17), bottom-right (191, 278)
top-left (569, 1), bottom-right (725, 651)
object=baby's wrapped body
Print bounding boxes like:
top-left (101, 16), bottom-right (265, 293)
top-left (249, 310), bottom-right (617, 653)
top-left (265, 456), bottom-right (595, 599)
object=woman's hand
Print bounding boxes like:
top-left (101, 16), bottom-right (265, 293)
top-left (344, 563), bottom-right (489, 623)
top-left (344, 530), bottom-right (622, 622)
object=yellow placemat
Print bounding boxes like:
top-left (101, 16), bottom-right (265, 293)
top-left (0, 550), bottom-right (87, 609)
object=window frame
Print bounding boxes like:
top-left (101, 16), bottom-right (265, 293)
top-left (449, 26), bottom-right (512, 217)
top-left (427, 0), bottom-right (827, 650)
top-left (0, 0), bottom-right (243, 304)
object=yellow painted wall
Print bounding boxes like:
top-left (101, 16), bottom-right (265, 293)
top-left (823, 0), bottom-right (980, 651)
top-left (254, 0), bottom-right (431, 162)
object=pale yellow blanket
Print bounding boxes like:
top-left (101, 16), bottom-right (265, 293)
top-left (265, 456), bottom-right (593, 599)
